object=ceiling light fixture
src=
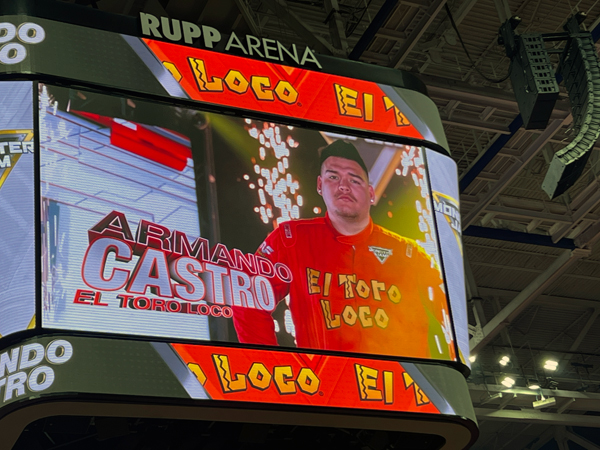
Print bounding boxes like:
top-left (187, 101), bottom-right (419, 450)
top-left (499, 356), bottom-right (510, 366)
top-left (544, 360), bottom-right (558, 371)
top-left (469, 355), bottom-right (477, 363)
top-left (527, 379), bottom-right (540, 390)
top-left (532, 396), bottom-right (556, 409)
top-left (501, 376), bottom-right (515, 388)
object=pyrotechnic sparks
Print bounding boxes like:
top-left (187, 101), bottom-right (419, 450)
top-left (398, 146), bottom-right (441, 268)
top-left (245, 121), bottom-right (301, 226)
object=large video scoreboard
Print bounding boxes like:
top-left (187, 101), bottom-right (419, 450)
top-left (0, 4), bottom-right (477, 450)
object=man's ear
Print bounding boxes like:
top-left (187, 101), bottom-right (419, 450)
top-left (369, 185), bottom-right (375, 204)
top-left (317, 176), bottom-right (323, 194)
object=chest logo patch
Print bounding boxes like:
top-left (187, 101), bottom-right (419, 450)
top-left (369, 246), bottom-right (393, 264)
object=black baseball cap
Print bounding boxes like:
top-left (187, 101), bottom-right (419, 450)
top-left (319, 140), bottom-right (368, 175)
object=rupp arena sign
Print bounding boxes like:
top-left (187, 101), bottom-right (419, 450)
top-left (139, 12), bottom-right (322, 69)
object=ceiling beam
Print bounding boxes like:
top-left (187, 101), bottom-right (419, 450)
top-left (423, 74), bottom-right (521, 104)
top-left (426, 77), bottom-right (570, 116)
top-left (391, 0), bottom-right (447, 68)
top-left (469, 248), bottom-right (590, 353)
top-left (375, 28), bottom-right (407, 40)
top-left (459, 115), bottom-right (523, 192)
top-left (570, 309), bottom-right (599, 352)
top-left (565, 429), bottom-right (600, 450)
top-left (498, 393), bottom-right (517, 410)
top-left (423, 74), bottom-right (570, 113)
top-left (261, 0), bottom-right (339, 55)
top-left (233, 0), bottom-right (261, 36)
top-left (462, 118), bottom-right (565, 228)
top-left (482, 204), bottom-right (573, 223)
top-left (434, 0), bottom-right (480, 43)
top-left (474, 408), bottom-right (600, 426)
top-left (541, 309), bottom-right (590, 350)
top-left (575, 217), bottom-right (600, 248)
top-left (461, 194), bottom-right (600, 223)
top-left (525, 427), bottom-right (556, 450)
top-left (349, 0), bottom-right (399, 60)
top-left (407, 0), bottom-right (481, 78)
top-left (488, 298), bottom-right (511, 345)
top-left (557, 398), bottom-right (577, 414)
top-left (441, 116), bottom-right (511, 134)
top-left (478, 171), bottom-right (501, 182)
top-left (464, 253), bottom-right (480, 300)
top-left (462, 226), bottom-right (576, 249)
top-left (556, 427), bottom-right (569, 450)
top-left (442, 115), bottom-right (510, 135)
top-left (470, 384), bottom-right (600, 401)
top-left (324, 0), bottom-right (348, 52)
top-left (476, 287), bottom-right (600, 311)
top-left (551, 181), bottom-right (600, 242)
top-left (360, 50), bottom-right (391, 64)
top-left (500, 424), bottom-right (534, 450)
top-left (502, 424), bottom-right (537, 450)
top-left (492, 0), bottom-right (511, 23)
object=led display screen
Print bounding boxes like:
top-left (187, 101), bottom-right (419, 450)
top-left (142, 40), bottom-right (426, 141)
top-left (165, 342), bottom-right (453, 413)
top-left (39, 84), bottom-right (461, 363)
top-left (0, 81), bottom-right (35, 338)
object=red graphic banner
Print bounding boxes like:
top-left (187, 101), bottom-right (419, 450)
top-left (172, 344), bottom-right (441, 414)
top-left (144, 40), bottom-right (423, 140)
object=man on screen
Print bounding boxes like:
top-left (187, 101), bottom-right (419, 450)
top-left (232, 140), bottom-right (454, 359)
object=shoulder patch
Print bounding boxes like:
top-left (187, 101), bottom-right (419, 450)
top-left (373, 224), bottom-right (440, 269)
top-left (369, 246), bottom-right (393, 264)
top-left (258, 241), bottom-right (274, 256)
top-left (283, 223), bottom-right (293, 239)
top-left (278, 217), bottom-right (327, 248)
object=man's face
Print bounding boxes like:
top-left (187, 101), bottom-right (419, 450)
top-left (317, 156), bottom-right (374, 222)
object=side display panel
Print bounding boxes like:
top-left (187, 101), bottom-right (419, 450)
top-left (0, 81), bottom-right (35, 338)
top-left (425, 149), bottom-right (468, 367)
top-left (40, 84), bottom-right (458, 363)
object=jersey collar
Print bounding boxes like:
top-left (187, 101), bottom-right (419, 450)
top-left (325, 212), bottom-right (373, 244)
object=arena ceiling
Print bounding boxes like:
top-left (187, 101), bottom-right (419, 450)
top-left (57, 0), bottom-right (600, 448)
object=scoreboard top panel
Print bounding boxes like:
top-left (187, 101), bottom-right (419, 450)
top-left (0, 1), bottom-right (449, 153)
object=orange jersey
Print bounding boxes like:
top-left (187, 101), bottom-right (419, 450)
top-left (232, 214), bottom-right (455, 360)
